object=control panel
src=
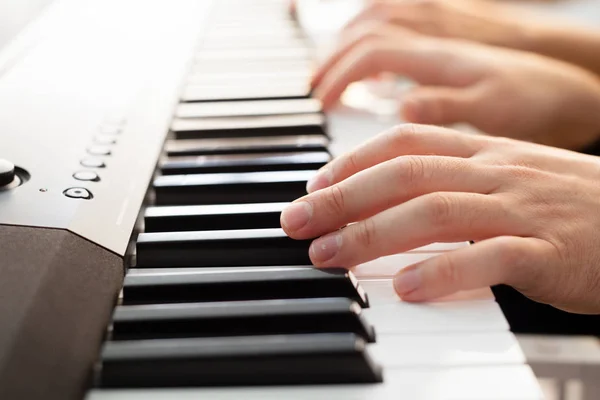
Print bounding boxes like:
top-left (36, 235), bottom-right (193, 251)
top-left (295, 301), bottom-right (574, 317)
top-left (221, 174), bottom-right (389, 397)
top-left (0, 0), bottom-right (213, 255)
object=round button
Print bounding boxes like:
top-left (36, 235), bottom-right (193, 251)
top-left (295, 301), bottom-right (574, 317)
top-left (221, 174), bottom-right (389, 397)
top-left (87, 146), bottom-right (112, 156)
top-left (0, 159), bottom-right (15, 186)
top-left (63, 187), bottom-right (93, 199)
top-left (81, 158), bottom-right (106, 168)
top-left (94, 136), bottom-right (117, 145)
top-left (73, 171), bottom-right (100, 182)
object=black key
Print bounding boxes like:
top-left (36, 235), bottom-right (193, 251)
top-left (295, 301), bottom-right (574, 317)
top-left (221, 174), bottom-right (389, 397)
top-left (110, 298), bottom-right (375, 342)
top-left (160, 151), bottom-right (330, 175)
top-left (144, 202), bottom-right (287, 232)
top-left (175, 98), bottom-right (321, 118)
top-left (97, 333), bottom-right (383, 387)
top-left (122, 266), bottom-right (369, 307)
top-left (181, 83), bottom-right (310, 102)
top-left (153, 170), bottom-right (313, 205)
top-left (165, 135), bottom-right (329, 156)
top-left (136, 228), bottom-right (311, 267)
top-left (171, 114), bottom-right (326, 139)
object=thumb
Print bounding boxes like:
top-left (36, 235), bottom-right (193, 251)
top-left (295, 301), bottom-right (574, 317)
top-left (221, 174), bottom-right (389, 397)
top-left (401, 86), bottom-right (476, 126)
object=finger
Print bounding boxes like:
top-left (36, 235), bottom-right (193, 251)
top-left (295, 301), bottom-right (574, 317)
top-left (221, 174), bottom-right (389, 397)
top-left (401, 86), bottom-right (478, 126)
top-left (307, 192), bottom-right (520, 268)
top-left (282, 156), bottom-right (499, 240)
top-left (311, 22), bottom-right (416, 89)
top-left (306, 124), bottom-right (489, 193)
top-left (313, 37), bottom-right (475, 109)
top-left (393, 236), bottom-right (551, 302)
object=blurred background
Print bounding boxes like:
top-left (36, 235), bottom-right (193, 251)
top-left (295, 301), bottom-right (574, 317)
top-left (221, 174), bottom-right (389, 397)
top-left (0, 0), bottom-right (53, 51)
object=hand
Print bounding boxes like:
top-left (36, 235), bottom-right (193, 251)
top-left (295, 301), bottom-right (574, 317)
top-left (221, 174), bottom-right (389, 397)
top-left (280, 124), bottom-right (600, 314)
top-left (344, 0), bottom-right (600, 76)
top-left (347, 0), bottom-right (533, 48)
top-left (312, 24), bottom-right (600, 150)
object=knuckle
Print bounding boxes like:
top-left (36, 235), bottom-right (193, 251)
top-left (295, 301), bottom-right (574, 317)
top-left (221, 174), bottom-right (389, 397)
top-left (503, 165), bottom-right (540, 181)
top-left (425, 193), bottom-right (456, 226)
top-left (341, 151), bottom-right (360, 177)
top-left (394, 155), bottom-right (427, 186)
top-left (353, 218), bottom-right (377, 248)
top-left (323, 185), bottom-right (347, 216)
top-left (494, 237), bottom-right (532, 281)
top-left (487, 136), bottom-right (521, 152)
top-left (389, 123), bottom-right (422, 147)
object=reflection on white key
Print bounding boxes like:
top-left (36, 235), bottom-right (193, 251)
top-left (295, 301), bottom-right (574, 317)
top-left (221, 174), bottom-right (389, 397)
top-left (87, 365), bottom-right (543, 400)
top-left (406, 242), bottom-right (470, 253)
top-left (364, 300), bottom-right (509, 334)
top-left (351, 253), bottom-right (439, 278)
top-left (360, 280), bottom-right (494, 305)
top-left (370, 332), bottom-right (525, 368)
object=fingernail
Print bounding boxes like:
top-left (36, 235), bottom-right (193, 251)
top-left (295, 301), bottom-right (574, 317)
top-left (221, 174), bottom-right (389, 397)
top-left (306, 168), bottom-right (333, 193)
top-left (280, 201), bottom-right (313, 232)
top-left (394, 267), bottom-right (422, 295)
top-left (310, 233), bottom-right (342, 263)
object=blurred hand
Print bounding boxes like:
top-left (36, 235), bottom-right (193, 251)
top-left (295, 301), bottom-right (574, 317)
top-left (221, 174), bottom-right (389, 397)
top-left (347, 0), bottom-right (535, 48)
top-left (312, 25), bottom-right (600, 150)
top-left (344, 0), bottom-right (600, 76)
top-left (280, 124), bottom-right (600, 313)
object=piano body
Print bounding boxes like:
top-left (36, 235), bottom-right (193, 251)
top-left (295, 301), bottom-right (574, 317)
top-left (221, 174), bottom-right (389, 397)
top-left (0, 0), bottom-right (543, 399)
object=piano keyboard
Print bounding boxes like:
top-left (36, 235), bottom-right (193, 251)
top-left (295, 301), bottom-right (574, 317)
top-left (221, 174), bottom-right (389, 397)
top-left (87, 0), bottom-right (543, 399)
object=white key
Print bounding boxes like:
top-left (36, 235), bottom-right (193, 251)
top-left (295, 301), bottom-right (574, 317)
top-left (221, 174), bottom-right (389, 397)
top-left (360, 279), bottom-right (494, 305)
top-left (194, 48), bottom-right (310, 61)
top-left (407, 242), bottom-right (470, 253)
top-left (86, 365), bottom-right (543, 400)
top-left (182, 84), bottom-right (309, 102)
top-left (351, 253), bottom-right (439, 278)
top-left (370, 332), bottom-right (525, 368)
top-left (186, 70), bottom-right (311, 85)
top-left (176, 98), bottom-right (321, 119)
top-left (364, 300), bottom-right (509, 334)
